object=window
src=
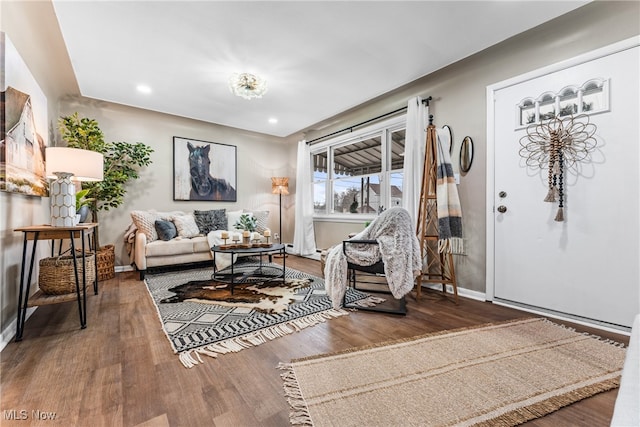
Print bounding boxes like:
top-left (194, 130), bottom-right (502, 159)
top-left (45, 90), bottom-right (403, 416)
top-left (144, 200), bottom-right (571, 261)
top-left (311, 116), bottom-right (405, 219)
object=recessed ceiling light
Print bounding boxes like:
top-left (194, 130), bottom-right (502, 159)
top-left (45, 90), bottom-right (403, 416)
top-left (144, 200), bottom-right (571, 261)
top-left (268, 118), bottom-right (278, 124)
top-left (136, 84), bottom-right (152, 94)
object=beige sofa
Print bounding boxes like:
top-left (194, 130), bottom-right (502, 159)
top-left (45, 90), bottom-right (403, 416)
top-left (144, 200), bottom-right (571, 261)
top-left (133, 232), bottom-right (213, 279)
top-left (127, 209), bottom-right (269, 279)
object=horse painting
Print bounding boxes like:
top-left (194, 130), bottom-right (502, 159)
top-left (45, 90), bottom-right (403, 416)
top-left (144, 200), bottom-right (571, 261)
top-left (187, 142), bottom-right (236, 201)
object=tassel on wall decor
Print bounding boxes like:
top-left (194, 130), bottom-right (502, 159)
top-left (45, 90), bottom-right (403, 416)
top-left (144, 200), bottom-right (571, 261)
top-left (519, 114), bottom-right (597, 222)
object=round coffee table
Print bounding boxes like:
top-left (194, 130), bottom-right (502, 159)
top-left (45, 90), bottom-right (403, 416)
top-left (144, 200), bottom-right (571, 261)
top-left (210, 243), bottom-right (285, 294)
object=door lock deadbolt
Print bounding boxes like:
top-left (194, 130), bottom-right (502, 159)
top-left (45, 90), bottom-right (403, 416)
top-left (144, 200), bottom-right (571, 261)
top-left (498, 191), bottom-right (507, 198)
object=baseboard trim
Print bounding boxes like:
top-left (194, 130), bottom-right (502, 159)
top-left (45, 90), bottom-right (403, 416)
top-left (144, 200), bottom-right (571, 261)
top-left (0, 307), bottom-right (36, 352)
top-left (115, 265), bottom-right (134, 273)
top-left (303, 252), bottom-right (322, 261)
top-left (419, 283), bottom-right (486, 302)
top-left (493, 299), bottom-right (632, 336)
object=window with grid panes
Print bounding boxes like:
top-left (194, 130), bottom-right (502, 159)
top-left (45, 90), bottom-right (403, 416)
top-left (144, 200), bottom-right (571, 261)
top-left (311, 116), bottom-right (405, 220)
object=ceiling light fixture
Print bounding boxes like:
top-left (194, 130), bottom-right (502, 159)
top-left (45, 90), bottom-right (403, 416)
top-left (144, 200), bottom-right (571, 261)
top-left (228, 72), bottom-right (267, 100)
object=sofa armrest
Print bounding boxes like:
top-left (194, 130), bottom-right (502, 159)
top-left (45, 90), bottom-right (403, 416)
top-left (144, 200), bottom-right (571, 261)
top-left (134, 231), bottom-right (148, 270)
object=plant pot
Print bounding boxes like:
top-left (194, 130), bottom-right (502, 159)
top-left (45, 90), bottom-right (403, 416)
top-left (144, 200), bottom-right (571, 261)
top-left (78, 205), bottom-right (90, 223)
top-left (97, 244), bottom-right (116, 281)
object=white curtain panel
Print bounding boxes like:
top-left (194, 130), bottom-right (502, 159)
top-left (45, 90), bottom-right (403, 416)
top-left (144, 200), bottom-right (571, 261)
top-left (292, 139), bottom-right (317, 255)
top-left (402, 96), bottom-right (428, 228)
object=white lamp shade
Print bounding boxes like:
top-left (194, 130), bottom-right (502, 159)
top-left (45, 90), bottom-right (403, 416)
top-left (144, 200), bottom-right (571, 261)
top-left (46, 147), bottom-right (104, 181)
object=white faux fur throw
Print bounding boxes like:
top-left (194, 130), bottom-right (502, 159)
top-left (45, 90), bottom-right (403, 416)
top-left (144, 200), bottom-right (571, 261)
top-left (324, 207), bottom-right (422, 309)
top-left (207, 230), bottom-right (263, 271)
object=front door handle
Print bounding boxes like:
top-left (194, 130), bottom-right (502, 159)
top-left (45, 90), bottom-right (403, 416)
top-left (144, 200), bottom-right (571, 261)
top-left (497, 205), bottom-right (507, 213)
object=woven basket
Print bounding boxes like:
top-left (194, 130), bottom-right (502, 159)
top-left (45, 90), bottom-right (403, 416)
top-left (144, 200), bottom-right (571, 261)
top-left (39, 252), bottom-right (96, 295)
top-left (97, 244), bottom-right (116, 281)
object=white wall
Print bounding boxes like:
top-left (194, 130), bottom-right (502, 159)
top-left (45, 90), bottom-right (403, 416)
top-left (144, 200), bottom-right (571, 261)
top-left (309, 1), bottom-right (640, 294)
top-left (0, 1), bottom-right (293, 344)
top-left (1, 1), bottom-right (74, 342)
top-left (2, 1), bottom-right (639, 343)
top-left (58, 97), bottom-right (291, 266)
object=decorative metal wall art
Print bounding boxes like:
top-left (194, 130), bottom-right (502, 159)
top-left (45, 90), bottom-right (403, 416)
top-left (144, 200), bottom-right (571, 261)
top-left (519, 114), bottom-right (598, 221)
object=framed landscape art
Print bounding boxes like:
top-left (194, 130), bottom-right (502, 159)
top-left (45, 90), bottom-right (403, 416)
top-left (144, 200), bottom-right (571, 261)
top-left (173, 136), bottom-right (237, 201)
top-left (1, 32), bottom-right (49, 196)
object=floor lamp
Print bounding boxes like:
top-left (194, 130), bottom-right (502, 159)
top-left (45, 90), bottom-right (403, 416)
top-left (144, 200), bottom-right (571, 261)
top-left (271, 177), bottom-right (289, 258)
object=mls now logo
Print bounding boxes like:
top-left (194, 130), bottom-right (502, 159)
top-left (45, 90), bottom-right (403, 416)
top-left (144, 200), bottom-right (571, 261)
top-left (4, 409), bottom-right (57, 420)
top-left (4, 410), bottom-right (28, 420)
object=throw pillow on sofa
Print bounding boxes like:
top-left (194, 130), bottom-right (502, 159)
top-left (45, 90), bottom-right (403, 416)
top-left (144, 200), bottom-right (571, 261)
top-left (131, 210), bottom-right (160, 242)
top-left (155, 219), bottom-right (178, 241)
top-left (172, 214), bottom-right (200, 238)
top-left (194, 209), bottom-right (227, 234)
top-left (226, 210), bottom-right (245, 231)
top-left (131, 210), bottom-right (187, 242)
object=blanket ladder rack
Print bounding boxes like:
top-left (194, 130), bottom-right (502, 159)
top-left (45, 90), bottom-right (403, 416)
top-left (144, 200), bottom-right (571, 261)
top-left (415, 115), bottom-right (459, 304)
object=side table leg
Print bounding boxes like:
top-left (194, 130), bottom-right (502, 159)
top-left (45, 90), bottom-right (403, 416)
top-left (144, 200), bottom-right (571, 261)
top-left (16, 236), bottom-right (28, 341)
top-left (69, 233), bottom-right (87, 329)
top-left (89, 231), bottom-right (98, 295)
top-left (211, 251), bottom-right (218, 280)
top-left (16, 232), bottom-right (39, 341)
top-left (230, 258), bottom-right (235, 295)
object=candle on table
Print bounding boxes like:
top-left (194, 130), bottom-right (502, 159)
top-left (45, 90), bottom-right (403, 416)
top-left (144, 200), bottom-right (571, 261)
top-left (221, 231), bottom-right (229, 239)
top-left (263, 229), bottom-right (271, 237)
top-left (242, 230), bottom-right (250, 238)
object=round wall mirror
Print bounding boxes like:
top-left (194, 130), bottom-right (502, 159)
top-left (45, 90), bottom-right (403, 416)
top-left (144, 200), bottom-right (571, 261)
top-left (442, 125), bottom-right (453, 154)
top-left (460, 136), bottom-right (474, 173)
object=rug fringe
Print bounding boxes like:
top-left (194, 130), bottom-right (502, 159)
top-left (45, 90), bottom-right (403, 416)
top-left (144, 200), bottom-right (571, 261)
top-left (179, 309), bottom-right (350, 368)
top-left (541, 317), bottom-right (627, 348)
top-left (278, 363), bottom-right (314, 426)
top-left (470, 377), bottom-right (621, 427)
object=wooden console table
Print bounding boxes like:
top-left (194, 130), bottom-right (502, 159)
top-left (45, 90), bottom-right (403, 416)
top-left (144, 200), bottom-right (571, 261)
top-left (14, 223), bottom-right (98, 341)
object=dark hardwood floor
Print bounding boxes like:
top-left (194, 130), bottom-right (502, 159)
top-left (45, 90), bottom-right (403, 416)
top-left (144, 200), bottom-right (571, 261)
top-left (0, 256), bottom-right (628, 426)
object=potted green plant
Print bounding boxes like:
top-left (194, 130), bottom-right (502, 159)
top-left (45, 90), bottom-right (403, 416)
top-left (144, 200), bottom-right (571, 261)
top-left (58, 112), bottom-right (154, 279)
top-left (75, 188), bottom-right (94, 223)
top-left (233, 213), bottom-right (257, 232)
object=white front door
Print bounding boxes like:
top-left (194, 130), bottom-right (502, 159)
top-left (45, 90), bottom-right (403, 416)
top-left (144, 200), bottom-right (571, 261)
top-left (487, 39), bottom-right (639, 329)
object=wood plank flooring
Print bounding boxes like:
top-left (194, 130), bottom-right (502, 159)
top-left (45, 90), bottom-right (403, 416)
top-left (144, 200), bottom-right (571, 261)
top-left (1, 256), bottom-right (629, 426)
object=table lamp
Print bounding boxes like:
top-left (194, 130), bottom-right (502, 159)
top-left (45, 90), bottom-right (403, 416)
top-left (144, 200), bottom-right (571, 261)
top-left (46, 147), bottom-right (104, 227)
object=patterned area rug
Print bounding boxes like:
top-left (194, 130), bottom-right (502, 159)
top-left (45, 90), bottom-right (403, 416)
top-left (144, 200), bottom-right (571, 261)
top-left (144, 260), bottom-right (378, 368)
top-left (279, 318), bottom-right (626, 426)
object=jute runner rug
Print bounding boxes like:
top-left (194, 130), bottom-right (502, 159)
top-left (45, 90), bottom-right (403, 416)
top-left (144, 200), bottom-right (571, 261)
top-left (279, 318), bottom-right (626, 426)
top-left (144, 260), bottom-right (381, 368)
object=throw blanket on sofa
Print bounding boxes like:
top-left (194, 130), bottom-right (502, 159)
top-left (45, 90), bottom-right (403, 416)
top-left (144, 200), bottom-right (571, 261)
top-left (324, 207), bottom-right (422, 309)
top-left (124, 221), bottom-right (138, 264)
top-left (436, 128), bottom-right (464, 254)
